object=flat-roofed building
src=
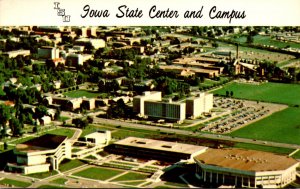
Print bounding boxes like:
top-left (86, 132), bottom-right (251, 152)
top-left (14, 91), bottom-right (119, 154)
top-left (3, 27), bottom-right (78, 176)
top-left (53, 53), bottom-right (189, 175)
top-left (194, 148), bottom-right (299, 188)
top-left (84, 130), bottom-right (111, 145)
top-left (133, 91), bottom-right (213, 121)
top-left (160, 65), bottom-right (219, 78)
top-left (7, 134), bottom-right (71, 174)
top-left (75, 38), bottom-right (105, 49)
top-left (106, 137), bottom-right (208, 162)
top-left (133, 91), bottom-right (162, 116)
top-left (3, 49), bottom-right (30, 58)
top-left (186, 93), bottom-right (213, 119)
top-left (38, 46), bottom-right (59, 59)
top-left (144, 100), bottom-right (186, 121)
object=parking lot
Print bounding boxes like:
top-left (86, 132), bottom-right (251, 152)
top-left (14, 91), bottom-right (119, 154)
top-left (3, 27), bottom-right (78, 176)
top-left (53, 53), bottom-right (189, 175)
top-left (200, 97), bottom-right (287, 134)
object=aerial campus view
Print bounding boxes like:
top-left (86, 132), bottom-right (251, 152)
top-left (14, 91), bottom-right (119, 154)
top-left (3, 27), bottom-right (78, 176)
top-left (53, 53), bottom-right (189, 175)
top-left (0, 26), bottom-right (299, 188)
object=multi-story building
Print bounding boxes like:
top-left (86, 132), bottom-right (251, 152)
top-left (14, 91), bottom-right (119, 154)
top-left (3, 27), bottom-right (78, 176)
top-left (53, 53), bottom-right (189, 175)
top-left (38, 46), bottom-right (59, 59)
top-left (133, 91), bottom-right (162, 116)
top-left (186, 93), bottom-right (213, 119)
top-left (133, 91), bottom-right (213, 121)
top-left (75, 38), bottom-right (105, 49)
top-left (7, 134), bottom-right (71, 174)
top-left (144, 99), bottom-right (186, 121)
top-left (194, 148), bottom-right (299, 188)
top-left (106, 137), bottom-right (208, 162)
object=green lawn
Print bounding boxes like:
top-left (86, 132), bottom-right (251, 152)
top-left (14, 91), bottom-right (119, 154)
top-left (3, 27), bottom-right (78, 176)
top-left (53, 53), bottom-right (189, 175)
top-left (230, 107), bottom-right (300, 145)
top-left (58, 116), bottom-right (70, 122)
top-left (9, 136), bottom-right (35, 144)
top-left (26, 170), bottom-right (58, 179)
top-left (213, 82), bottom-right (300, 105)
top-left (59, 159), bottom-right (85, 172)
top-left (233, 35), bottom-right (300, 49)
top-left (72, 167), bottom-right (124, 181)
top-left (122, 181), bottom-right (145, 186)
top-left (64, 90), bottom-right (101, 98)
top-left (233, 143), bottom-right (294, 155)
top-left (45, 128), bottom-right (75, 138)
top-left (292, 151), bottom-right (300, 159)
top-left (112, 172), bottom-right (149, 182)
top-left (0, 178), bottom-right (31, 187)
top-left (50, 178), bottom-right (68, 185)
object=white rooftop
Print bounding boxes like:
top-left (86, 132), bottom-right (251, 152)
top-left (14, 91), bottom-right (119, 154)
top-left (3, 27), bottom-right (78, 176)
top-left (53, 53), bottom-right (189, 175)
top-left (114, 137), bottom-right (208, 155)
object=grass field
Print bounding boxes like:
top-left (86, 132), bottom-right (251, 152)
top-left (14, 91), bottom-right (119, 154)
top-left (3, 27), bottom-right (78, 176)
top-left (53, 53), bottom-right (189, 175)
top-left (9, 136), bottom-right (35, 144)
top-left (121, 181), bottom-right (145, 186)
top-left (213, 82), bottom-right (300, 105)
top-left (73, 167), bottom-right (124, 181)
top-left (45, 128), bottom-right (75, 138)
top-left (292, 151), bottom-right (300, 159)
top-left (59, 159), bottom-right (85, 172)
top-left (0, 178), bottom-right (31, 187)
top-left (233, 35), bottom-right (300, 49)
top-left (64, 90), bottom-right (101, 98)
top-left (112, 172), bottom-right (149, 182)
top-left (50, 178), bottom-right (68, 185)
top-left (26, 170), bottom-right (58, 179)
top-left (233, 143), bottom-right (294, 155)
top-left (230, 107), bottom-right (300, 145)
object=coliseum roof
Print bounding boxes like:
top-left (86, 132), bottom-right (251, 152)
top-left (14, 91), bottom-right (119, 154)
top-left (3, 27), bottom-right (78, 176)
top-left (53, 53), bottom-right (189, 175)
top-left (194, 148), bottom-right (298, 172)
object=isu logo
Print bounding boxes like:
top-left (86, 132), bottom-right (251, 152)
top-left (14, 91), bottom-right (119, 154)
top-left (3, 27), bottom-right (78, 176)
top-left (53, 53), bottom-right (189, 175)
top-left (54, 2), bottom-right (71, 22)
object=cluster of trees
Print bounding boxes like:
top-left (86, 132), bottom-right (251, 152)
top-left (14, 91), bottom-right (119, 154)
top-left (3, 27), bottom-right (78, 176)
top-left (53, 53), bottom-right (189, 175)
top-left (3, 86), bottom-right (41, 104)
top-left (102, 48), bottom-right (139, 61)
top-left (155, 76), bottom-right (190, 97)
top-left (226, 91), bottom-right (234, 97)
top-left (98, 80), bottom-right (120, 94)
top-left (0, 37), bottom-right (53, 53)
top-left (0, 103), bottom-right (53, 138)
top-left (106, 99), bottom-right (132, 119)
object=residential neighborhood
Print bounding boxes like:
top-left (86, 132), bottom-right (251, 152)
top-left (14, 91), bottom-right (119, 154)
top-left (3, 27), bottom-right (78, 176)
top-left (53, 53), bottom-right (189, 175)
top-left (0, 26), bottom-right (300, 188)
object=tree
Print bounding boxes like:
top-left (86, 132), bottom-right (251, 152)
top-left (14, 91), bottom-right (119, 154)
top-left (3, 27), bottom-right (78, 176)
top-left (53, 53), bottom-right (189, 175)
top-left (54, 108), bottom-right (61, 120)
top-left (34, 105), bottom-right (48, 120)
top-left (246, 35), bottom-right (254, 44)
top-left (9, 117), bottom-right (23, 137)
top-left (98, 80), bottom-right (105, 92)
top-left (226, 91), bottom-right (229, 97)
top-left (0, 104), bottom-right (13, 137)
top-left (230, 91), bottom-right (234, 97)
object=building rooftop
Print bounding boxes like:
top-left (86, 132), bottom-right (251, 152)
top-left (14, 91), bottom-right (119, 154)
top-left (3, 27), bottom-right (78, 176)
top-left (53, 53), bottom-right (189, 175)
top-left (114, 137), bottom-right (208, 155)
top-left (194, 148), bottom-right (298, 172)
top-left (85, 131), bottom-right (108, 139)
top-left (16, 134), bottom-right (67, 153)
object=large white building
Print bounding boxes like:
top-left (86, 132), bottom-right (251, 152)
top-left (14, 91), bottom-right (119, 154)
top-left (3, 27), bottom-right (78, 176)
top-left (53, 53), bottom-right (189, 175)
top-left (38, 46), bottom-right (59, 59)
top-left (194, 148), bottom-right (299, 188)
top-left (108, 137), bottom-right (208, 162)
top-left (3, 49), bottom-right (30, 58)
top-left (7, 134), bottom-right (71, 174)
top-left (186, 93), bottom-right (213, 119)
top-left (133, 91), bottom-right (162, 117)
top-left (84, 130), bottom-right (111, 145)
top-left (133, 91), bottom-right (213, 121)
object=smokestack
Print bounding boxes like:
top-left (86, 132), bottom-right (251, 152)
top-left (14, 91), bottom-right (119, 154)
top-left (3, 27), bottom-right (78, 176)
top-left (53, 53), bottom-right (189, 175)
top-left (236, 44), bottom-right (239, 59)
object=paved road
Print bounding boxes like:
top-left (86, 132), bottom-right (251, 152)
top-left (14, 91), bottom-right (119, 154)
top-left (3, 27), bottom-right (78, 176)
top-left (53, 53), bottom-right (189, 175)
top-left (93, 117), bottom-right (300, 150)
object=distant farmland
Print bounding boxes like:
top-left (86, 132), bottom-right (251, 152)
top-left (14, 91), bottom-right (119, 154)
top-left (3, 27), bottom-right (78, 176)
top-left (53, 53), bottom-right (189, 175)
top-left (229, 107), bottom-right (300, 145)
top-left (213, 82), bottom-right (300, 106)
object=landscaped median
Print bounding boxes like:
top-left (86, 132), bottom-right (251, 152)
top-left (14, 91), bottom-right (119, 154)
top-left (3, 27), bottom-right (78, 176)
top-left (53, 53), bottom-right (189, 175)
top-left (0, 178), bottom-right (31, 188)
top-left (72, 167), bottom-right (124, 181)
